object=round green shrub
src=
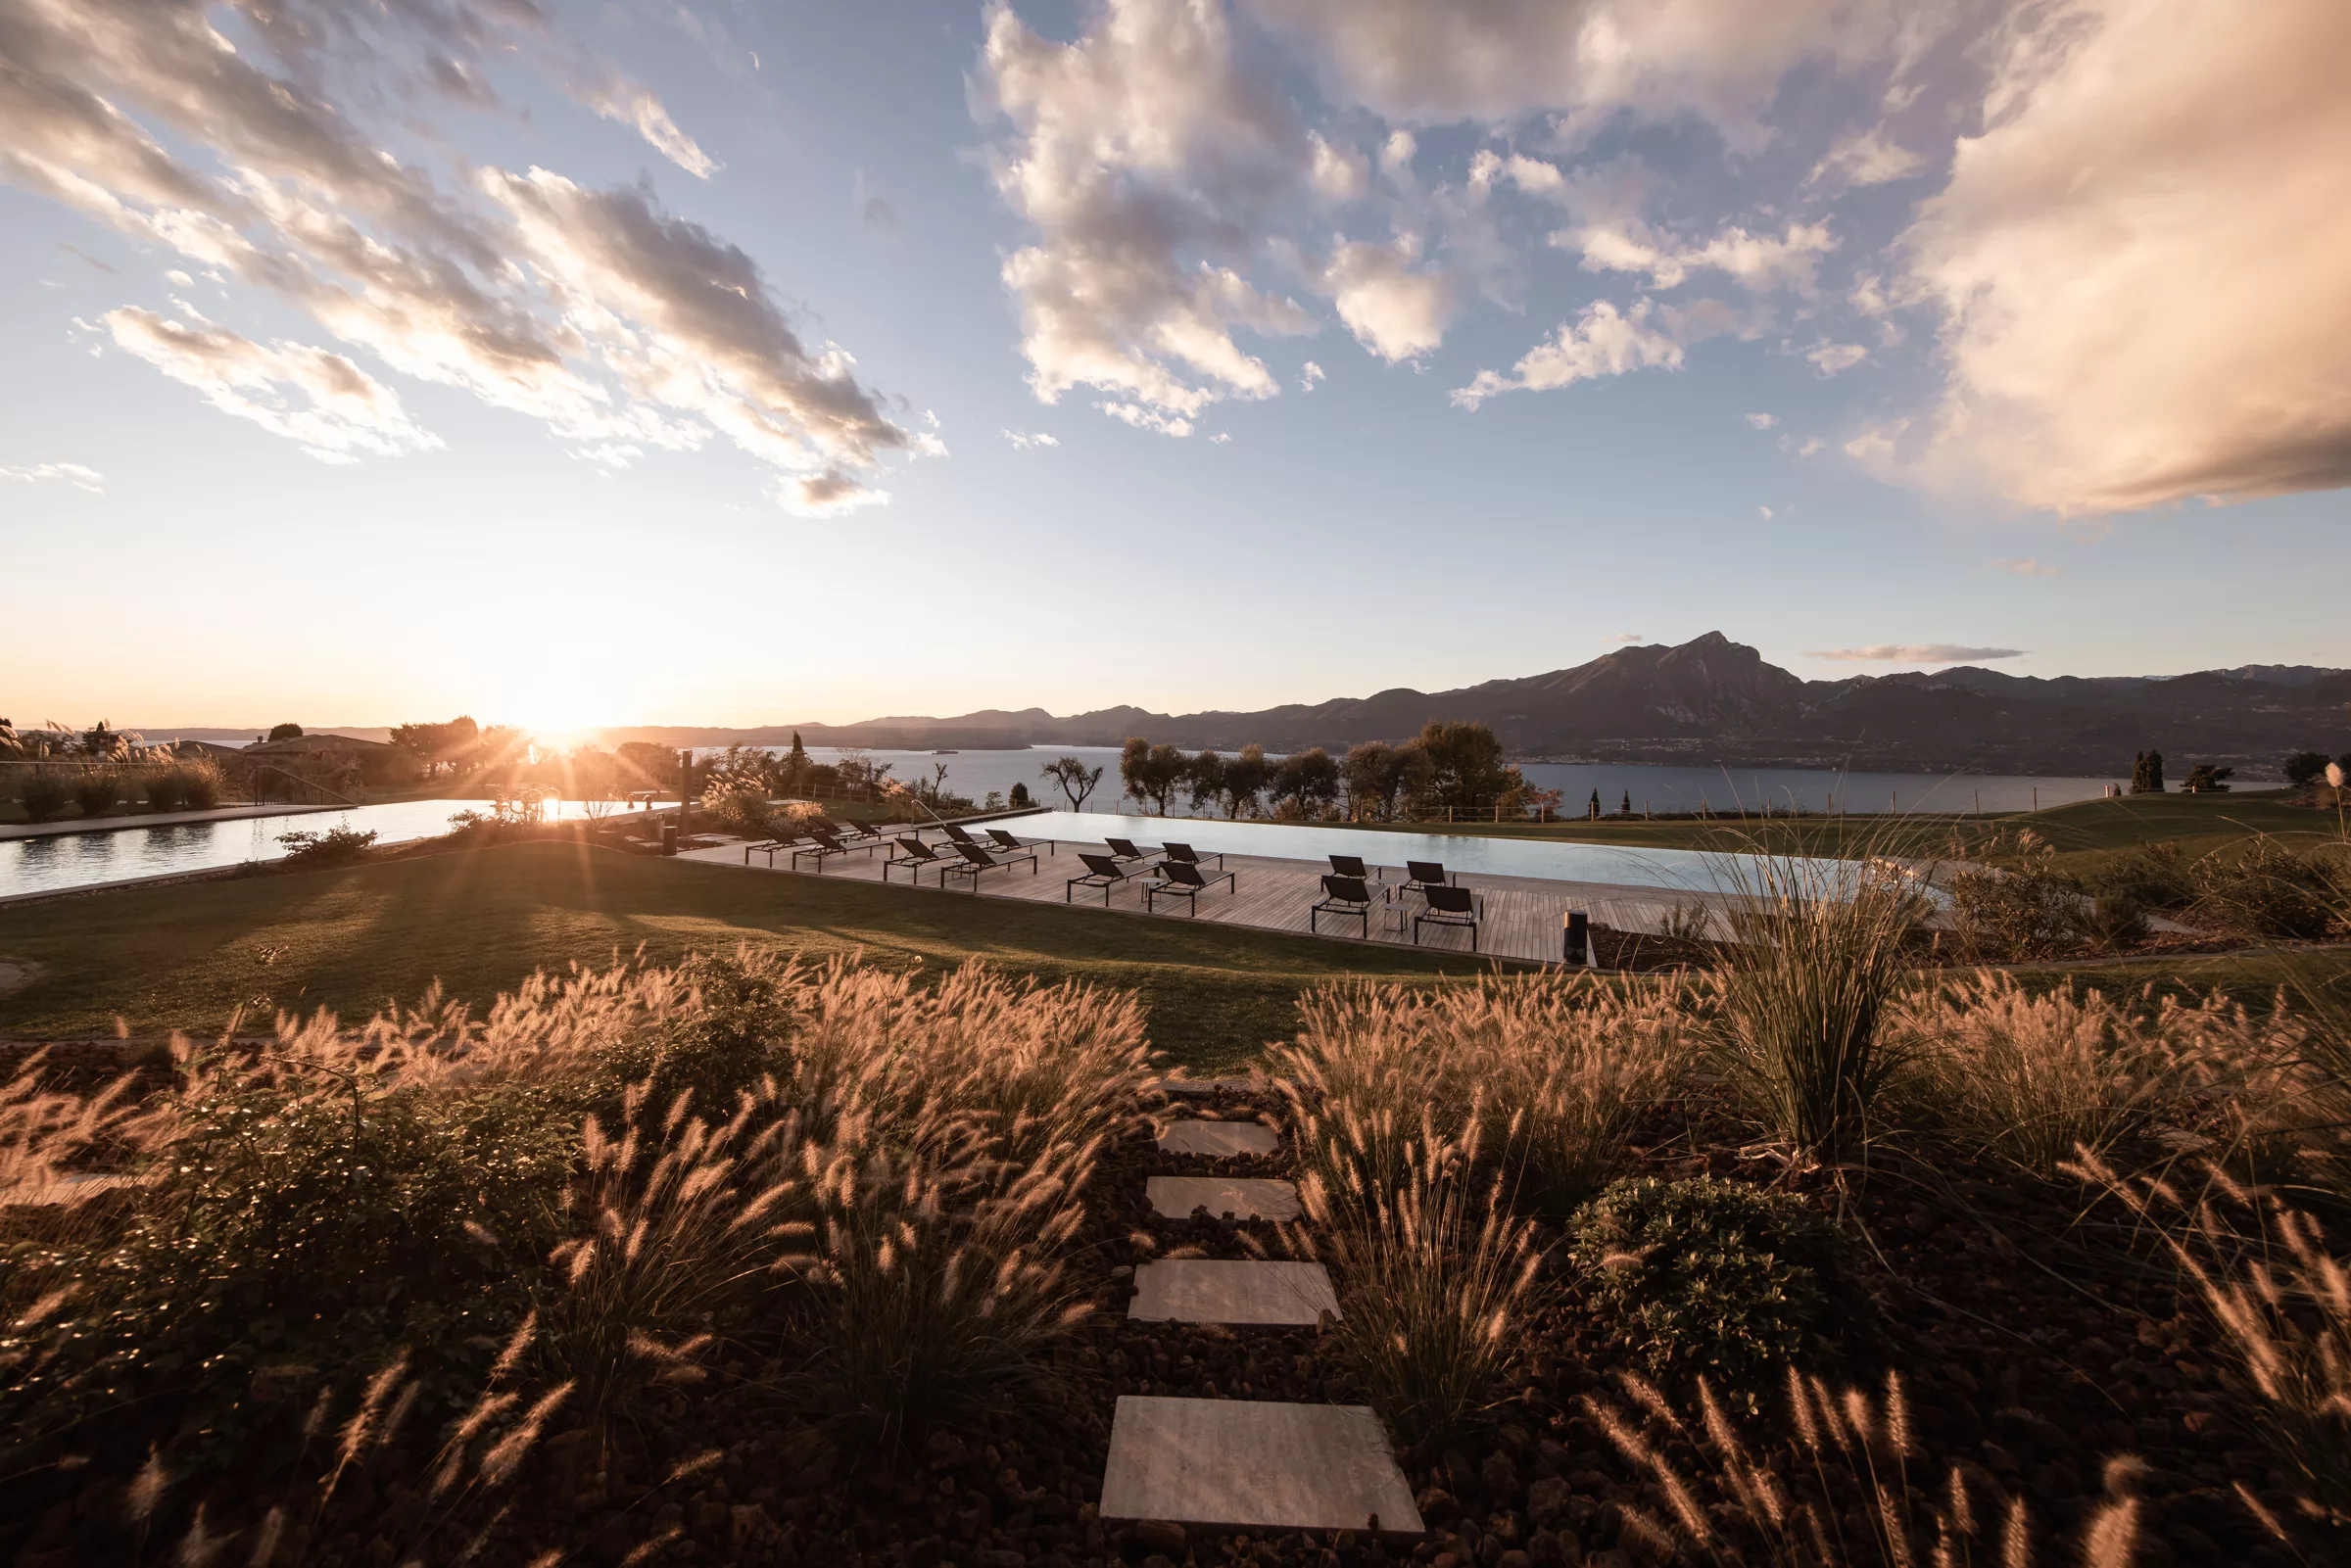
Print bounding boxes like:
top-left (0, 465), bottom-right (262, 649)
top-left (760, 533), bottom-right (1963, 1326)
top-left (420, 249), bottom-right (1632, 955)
top-left (1567, 1174), bottom-right (1862, 1401)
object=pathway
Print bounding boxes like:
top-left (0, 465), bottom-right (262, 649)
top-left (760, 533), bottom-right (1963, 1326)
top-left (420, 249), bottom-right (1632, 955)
top-left (1094, 1081), bottom-right (1426, 1546)
top-left (0, 803), bottom-right (335, 841)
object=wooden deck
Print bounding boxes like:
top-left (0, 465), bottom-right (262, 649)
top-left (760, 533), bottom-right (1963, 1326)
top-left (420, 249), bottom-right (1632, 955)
top-left (678, 828), bottom-right (1741, 967)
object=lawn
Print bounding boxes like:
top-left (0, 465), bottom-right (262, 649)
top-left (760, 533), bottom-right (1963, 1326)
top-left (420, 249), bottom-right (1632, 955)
top-left (0, 840), bottom-right (1510, 1071)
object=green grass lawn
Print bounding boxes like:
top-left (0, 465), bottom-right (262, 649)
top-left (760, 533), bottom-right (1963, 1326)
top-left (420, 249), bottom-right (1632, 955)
top-left (0, 841), bottom-right (1513, 1071)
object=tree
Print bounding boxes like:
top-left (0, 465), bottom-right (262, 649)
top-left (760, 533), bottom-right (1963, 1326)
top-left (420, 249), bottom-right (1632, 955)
top-left (1120, 737), bottom-right (1187, 815)
top-left (2129, 749), bottom-right (2166, 794)
top-left (2284, 750), bottom-right (2332, 788)
top-left (1620, 789), bottom-right (1633, 816)
top-left (1271, 747), bottom-right (1339, 818)
top-left (2181, 764), bottom-right (2233, 794)
top-left (1416, 720), bottom-right (1511, 813)
top-left (266, 722), bottom-right (304, 742)
top-left (1341, 741), bottom-right (1400, 820)
top-left (1588, 788), bottom-right (1602, 821)
top-left (1009, 781), bottom-right (1032, 808)
top-left (1185, 749), bottom-right (1226, 815)
top-left (392, 717), bottom-right (481, 777)
top-left (1219, 744), bottom-right (1271, 818)
top-left (1040, 755), bottom-right (1104, 810)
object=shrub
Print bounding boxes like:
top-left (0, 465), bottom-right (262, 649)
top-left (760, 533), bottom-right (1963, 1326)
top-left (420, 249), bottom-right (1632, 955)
top-left (1892, 972), bottom-right (2213, 1174)
top-left (17, 771), bottom-right (71, 821)
top-left (175, 759), bottom-right (224, 810)
top-left (1568, 1175), bottom-right (1861, 1402)
top-left (1295, 1126), bottom-right (1542, 1450)
top-left (1709, 854), bottom-right (1924, 1164)
top-left (1279, 974), bottom-right (1690, 1220)
top-left (276, 825), bottom-right (378, 864)
top-left (2094, 840), bottom-right (2195, 913)
top-left (2189, 836), bottom-right (2347, 939)
top-left (701, 778), bottom-right (772, 835)
top-left (142, 767), bottom-right (187, 812)
top-left (71, 768), bottom-right (120, 817)
top-left (583, 948), bottom-right (801, 1117)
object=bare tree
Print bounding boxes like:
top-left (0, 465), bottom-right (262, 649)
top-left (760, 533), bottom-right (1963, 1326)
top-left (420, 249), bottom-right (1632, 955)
top-left (1040, 755), bottom-right (1104, 810)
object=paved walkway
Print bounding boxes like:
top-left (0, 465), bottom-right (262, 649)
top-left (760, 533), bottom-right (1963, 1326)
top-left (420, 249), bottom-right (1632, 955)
top-left (1098, 1093), bottom-right (1425, 1540)
top-left (678, 827), bottom-right (1736, 966)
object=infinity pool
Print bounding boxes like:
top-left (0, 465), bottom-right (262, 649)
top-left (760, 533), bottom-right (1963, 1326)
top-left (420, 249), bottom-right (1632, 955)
top-left (1009, 811), bottom-right (1821, 894)
top-left (0, 799), bottom-right (622, 900)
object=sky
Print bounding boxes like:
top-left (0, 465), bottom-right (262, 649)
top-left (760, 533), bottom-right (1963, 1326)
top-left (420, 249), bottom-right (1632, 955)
top-left (3, 0), bottom-right (2348, 731)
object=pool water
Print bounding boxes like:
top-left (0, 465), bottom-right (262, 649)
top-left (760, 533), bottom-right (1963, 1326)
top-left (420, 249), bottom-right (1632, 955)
top-left (1010, 810), bottom-right (1808, 894)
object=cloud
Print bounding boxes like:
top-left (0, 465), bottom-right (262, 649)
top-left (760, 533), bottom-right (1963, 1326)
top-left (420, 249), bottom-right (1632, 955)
top-left (1002, 429), bottom-right (1060, 450)
top-left (1606, 631), bottom-right (1644, 643)
top-left (782, 469), bottom-right (888, 517)
top-left (1805, 643), bottom-right (2029, 663)
top-left (1452, 298), bottom-right (1682, 408)
top-left (1746, 411), bottom-right (1776, 430)
top-left (1991, 556), bottom-right (2060, 577)
top-left (0, 460), bottom-right (104, 493)
top-left (1298, 359), bottom-right (1325, 391)
top-left (1809, 128), bottom-right (1923, 190)
top-left (102, 308), bottom-right (440, 462)
top-left (1241, 0), bottom-right (1893, 147)
top-left (1560, 219), bottom-right (1838, 295)
top-left (1209, 431), bottom-right (1232, 443)
top-left (1315, 235), bottom-right (1454, 360)
top-left (1758, 505), bottom-right (1774, 520)
top-left (1902, 0), bottom-right (2351, 514)
top-left (0, 0), bottom-right (908, 506)
top-left (1098, 401), bottom-right (1194, 437)
top-left (976, 0), bottom-right (1318, 432)
top-left (1805, 340), bottom-right (1867, 376)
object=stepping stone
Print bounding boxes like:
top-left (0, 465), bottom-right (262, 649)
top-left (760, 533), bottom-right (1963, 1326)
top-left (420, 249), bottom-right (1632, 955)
top-left (1099, 1396), bottom-right (1423, 1535)
top-left (1147, 1075), bottom-right (1257, 1098)
top-left (1157, 1119), bottom-right (1278, 1158)
top-left (1128, 1260), bottom-right (1339, 1325)
top-left (1146, 1176), bottom-right (1300, 1222)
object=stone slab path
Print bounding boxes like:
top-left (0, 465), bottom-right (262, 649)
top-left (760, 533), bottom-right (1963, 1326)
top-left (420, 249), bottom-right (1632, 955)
top-left (1146, 1174), bottom-right (1301, 1222)
top-left (1128, 1259), bottom-right (1340, 1326)
top-left (1157, 1119), bottom-right (1280, 1158)
top-left (1098, 1396), bottom-right (1424, 1535)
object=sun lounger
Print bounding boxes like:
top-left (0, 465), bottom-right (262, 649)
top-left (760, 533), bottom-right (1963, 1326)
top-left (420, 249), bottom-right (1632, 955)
top-left (1413, 883), bottom-right (1479, 950)
top-left (1311, 874), bottom-right (1376, 936)
top-left (1400, 860), bottom-right (1455, 901)
top-left (942, 840), bottom-right (1038, 892)
top-left (1067, 851), bottom-right (1134, 904)
top-left (885, 835), bottom-right (951, 885)
top-left (743, 837), bottom-right (796, 867)
top-left (1104, 836), bottom-right (1159, 869)
top-left (987, 828), bottom-right (1047, 857)
top-left (940, 822), bottom-right (982, 847)
top-left (1160, 841), bottom-right (1223, 871)
top-left (792, 826), bottom-right (880, 872)
top-left (1143, 859), bottom-right (1235, 916)
top-left (1329, 853), bottom-right (1385, 883)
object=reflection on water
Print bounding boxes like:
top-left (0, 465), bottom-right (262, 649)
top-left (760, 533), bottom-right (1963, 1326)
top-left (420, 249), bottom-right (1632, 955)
top-left (0, 799), bottom-right (617, 900)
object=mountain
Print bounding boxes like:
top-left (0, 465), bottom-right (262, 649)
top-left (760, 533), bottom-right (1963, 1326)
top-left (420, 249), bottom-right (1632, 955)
top-left (802, 633), bottom-right (2350, 778)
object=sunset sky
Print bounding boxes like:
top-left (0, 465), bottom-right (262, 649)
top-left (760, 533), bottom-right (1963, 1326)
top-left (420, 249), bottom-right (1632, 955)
top-left (4, 0), bottom-right (2347, 730)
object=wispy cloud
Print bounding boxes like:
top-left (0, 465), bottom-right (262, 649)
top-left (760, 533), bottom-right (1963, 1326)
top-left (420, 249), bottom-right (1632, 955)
top-left (1991, 557), bottom-right (2060, 577)
top-left (1002, 429), bottom-right (1059, 451)
top-left (1606, 632), bottom-right (1644, 643)
top-left (1746, 411), bottom-right (1775, 430)
top-left (0, 461), bottom-right (104, 493)
top-left (1805, 643), bottom-right (2028, 664)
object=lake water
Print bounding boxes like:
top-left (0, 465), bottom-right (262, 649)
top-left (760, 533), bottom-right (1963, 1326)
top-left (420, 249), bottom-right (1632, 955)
top-left (767, 746), bottom-right (2115, 818)
top-left (0, 799), bottom-right (620, 901)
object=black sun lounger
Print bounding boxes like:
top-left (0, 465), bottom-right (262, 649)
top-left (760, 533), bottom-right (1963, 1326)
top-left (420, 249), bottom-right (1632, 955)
top-left (1413, 883), bottom-right (1479, 950)
top-left (987, 828), bottom-right (1046, 857)
top-left (939, 822), bottom-right (982, 847)
top-left (1066, 851), bottom-right (1133, 904)
top-left (1104, 836), bottom-right (1159, 869)
top-left (1399, 860), bottom-right (1455, 901)
top-left (1311, 874), bottom-right (1377, 936)
top-left (1159, 841), bottom-right (1223, 871)
top-left (942, 839), bottom-right (1039, 892)
top-left (885, 834), bottom-right (951, 885)
top-left (1143, 859), bottom-right (1235, 916)
top-left (1329, 853), bottom-right (1385, 883)
top-left (792, 826), bottom-right (880, 872)
top-left (743, 836), bottom-right (799, 867)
